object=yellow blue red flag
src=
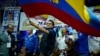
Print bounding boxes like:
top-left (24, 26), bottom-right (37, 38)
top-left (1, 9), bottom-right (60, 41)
top-left (18, 0), bottom-right (100, 37)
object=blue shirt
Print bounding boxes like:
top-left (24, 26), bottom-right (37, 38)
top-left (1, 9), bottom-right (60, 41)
top-left (17, 31), bottom-right (27, 52)
top-left (74, 32), bottom-right (89, 54)
top-left (67, 26), bottom-right (73, 35)
top-left (24, 34), bottom-right (38, 53)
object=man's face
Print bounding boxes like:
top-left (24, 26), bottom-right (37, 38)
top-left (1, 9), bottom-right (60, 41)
top-left (7, 14), bottom-right (12, 20)
top-left (62, 27), bottom-right (67, 34)
top-left (27, 28), bottom-right (33, 35)
top-left (27, 29), bottom-right (32, 35)
top-left (46, 21), bottom-right (53, 28)
top-left (7, 25), bottom-right (14, 34)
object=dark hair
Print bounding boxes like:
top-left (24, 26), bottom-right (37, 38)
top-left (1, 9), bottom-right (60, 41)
top-left (48, 20), bottom-right (54, 26)
top-left (6, 24), bottom-right (14, 29)
top-left (8, 10), bottom-right (12, 14)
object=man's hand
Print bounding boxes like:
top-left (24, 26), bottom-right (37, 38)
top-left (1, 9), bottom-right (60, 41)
top-left (12, 46), bottom-right (17, 51)
top-left (91, 50), bottom-right (100, 56)
top-left (39, 53), bottom-right (44, 56)
top-left (29, 20), bottom-right (33, 25)
top-left (21, 47), bottom-right (26, 54)
top-left (33, 53), bottom-right (36, 56)
top-left (28, 20), bottom-right (36, 26)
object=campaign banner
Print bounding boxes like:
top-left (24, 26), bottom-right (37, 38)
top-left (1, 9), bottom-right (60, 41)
top-left (2, 7), bottom-right (20, 35)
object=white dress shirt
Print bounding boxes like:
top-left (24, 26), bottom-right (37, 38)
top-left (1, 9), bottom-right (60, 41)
top-left (56, 36), bottom-right (68, 50)
top-left (88, 36), bottom-right (100, 53)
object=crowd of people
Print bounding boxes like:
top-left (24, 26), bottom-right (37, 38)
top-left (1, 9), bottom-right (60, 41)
top-left (0, 19), bottom-right (100, 56)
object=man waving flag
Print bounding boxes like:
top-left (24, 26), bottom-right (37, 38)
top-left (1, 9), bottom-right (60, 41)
top-left (18, 0), bottom-right (100, 37)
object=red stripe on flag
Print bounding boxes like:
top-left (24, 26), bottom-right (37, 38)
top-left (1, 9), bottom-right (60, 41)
top-left (21, 3), bottom-right (100, 36)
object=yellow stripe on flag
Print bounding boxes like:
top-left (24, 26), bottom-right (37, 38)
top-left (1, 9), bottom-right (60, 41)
top-left (66, 0), bottom-right (90, 24)
top-left (41, 14), bottom-right (48, 19)
top-left (50, 0), bottom-right (59, 4)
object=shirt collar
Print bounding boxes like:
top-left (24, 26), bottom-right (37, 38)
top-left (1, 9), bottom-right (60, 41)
top-left (28, 34), bottom-right (33, 37)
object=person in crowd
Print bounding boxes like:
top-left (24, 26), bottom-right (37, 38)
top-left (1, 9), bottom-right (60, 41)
top-left (0, 24), bottom-right (16, 56)
top-left (16, 31), bottom-right (27, 56)
top-left (67, 26), bottom-right (73, 35)
top-left (6, 24), bottom-right (16, 56)
top-left (74, 32), bottom-right (90, 56)
top-left (88, 36), bottom-right (100, 56)
top-left (23, 26), bottom-right (38, 56)
top-left (0, 27), bottom-right (9, 56)
top-left (65, 35), bottom-right (78, 56)
top-left (29, 19), bottom-right (56, 56)
top-left (35, 30), bottom-right (43, 56)
top-left (56, 27), bottom-right (68, 56)
top-left (4, 11), bottom-right (14, 25)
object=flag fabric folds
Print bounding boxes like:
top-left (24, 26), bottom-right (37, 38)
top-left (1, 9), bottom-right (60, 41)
top-left (18, 0), bottom-right (100, 37)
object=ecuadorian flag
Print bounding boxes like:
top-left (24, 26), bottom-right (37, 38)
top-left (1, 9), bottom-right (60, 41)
top-left (18, 0), bottom-right (100, 37)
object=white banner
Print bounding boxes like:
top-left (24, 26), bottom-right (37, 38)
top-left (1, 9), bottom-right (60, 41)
top-left (2, 7), bottom-right (20, 35)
